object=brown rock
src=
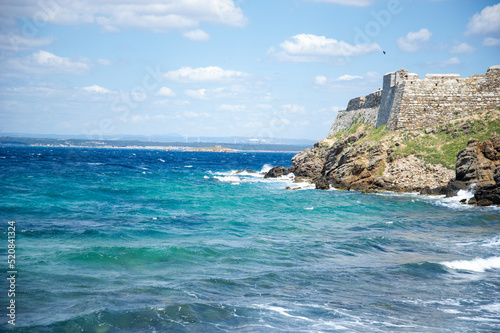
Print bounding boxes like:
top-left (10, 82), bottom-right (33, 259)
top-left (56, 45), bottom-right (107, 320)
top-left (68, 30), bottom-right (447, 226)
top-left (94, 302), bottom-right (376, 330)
top-left (313, 177), bottom-right (330, 190)
top-left (264, 166), bottom-right (288, 178)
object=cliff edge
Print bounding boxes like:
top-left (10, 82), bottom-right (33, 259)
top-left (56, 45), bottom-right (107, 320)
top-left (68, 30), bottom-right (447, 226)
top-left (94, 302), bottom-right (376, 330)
top-left (266, 66), bottom-right (500, 205)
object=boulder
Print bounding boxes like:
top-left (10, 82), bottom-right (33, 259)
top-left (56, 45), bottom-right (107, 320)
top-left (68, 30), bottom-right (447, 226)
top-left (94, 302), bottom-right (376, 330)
top-left (420, 185), bottom-right (447, 196)
top-left (455, 137), bottom-right (499, 187)
top-left (473, 183), bottom-right (500, 206)
top-left (450, 135), bottom-right (500, 206)
top-left (313, 177), bottom-right (330, 190)
top-left (445, 180), bottom-right (469, 197)
top-left (264, 166), bottom-right (288, 178)
top-left (287, 148), bottom-right (325, 179)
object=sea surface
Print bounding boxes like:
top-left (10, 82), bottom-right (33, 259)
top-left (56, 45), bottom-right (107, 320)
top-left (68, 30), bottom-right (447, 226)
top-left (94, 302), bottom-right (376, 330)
top-left (1, 146), bottom-right (499, 332)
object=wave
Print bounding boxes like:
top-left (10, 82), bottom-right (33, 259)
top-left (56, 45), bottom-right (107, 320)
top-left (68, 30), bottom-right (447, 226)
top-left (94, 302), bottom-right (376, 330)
top-left (375, 186), bottom-right (500, 211)
top-left (260, 163), bottom-right (274, 174)
top-left (213, 175), bottom-right (242, 184)
top-left (209, 164), bottom-right (297, 186)
top-left (441, 256), bottom-right (500, 272)
top-left (482, 235), bottom-right (500, 248)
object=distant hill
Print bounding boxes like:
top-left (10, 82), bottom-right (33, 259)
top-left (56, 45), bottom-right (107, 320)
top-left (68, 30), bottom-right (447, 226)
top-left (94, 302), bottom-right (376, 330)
top-left (0, 137), bottom-right (311, 152)
top-left (0, 132), bottom-right (316, 147)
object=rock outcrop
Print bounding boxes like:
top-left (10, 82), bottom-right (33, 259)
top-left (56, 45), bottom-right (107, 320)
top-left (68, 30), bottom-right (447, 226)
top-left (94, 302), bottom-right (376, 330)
top-left (265, 127), bottom-right (454, 193)
top-left (449, 136), bottom-right (500, 205)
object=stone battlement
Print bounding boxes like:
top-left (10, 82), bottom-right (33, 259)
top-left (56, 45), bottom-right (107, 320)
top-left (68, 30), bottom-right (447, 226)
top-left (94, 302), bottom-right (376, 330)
top-left (327, 66), bottom-right (500, 136)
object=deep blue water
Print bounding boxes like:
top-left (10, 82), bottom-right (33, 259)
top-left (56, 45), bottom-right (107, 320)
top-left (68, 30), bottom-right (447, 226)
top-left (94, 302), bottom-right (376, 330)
top-left (1, 146), bottom-right (499, 332)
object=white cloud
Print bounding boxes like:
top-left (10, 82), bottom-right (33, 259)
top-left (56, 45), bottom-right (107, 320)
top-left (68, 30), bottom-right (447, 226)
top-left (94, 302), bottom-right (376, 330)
top-left (0, 34), bottom-right (54, 51)
top-left (19, 50), bottom-right (91, 74)
top-left (314, 75), bottom-right (328, 86)
top-left (0, 0), bottom-right (247, 32)
top-left (429, 57), bottom-right (461, 67)
top-left (82, 85), bottom-right (112, 94)
top-left (313, 0), bottom-right (376, 6)
top-left (164, 66), bottom-right (248, 82)
top-left (314, 73), bottom-right (363, 86)
top-left (483, 37), bottom-right (500, 46)
top-left (185, 88), bottom-right (209, 99)
top-left (449, 41), bottom-right (475, 54)
top-left (397, 28), bottom-right (432, 52)
top-left (466, 3), bottom-right (500, 36)
top-left (272, 34), bottom-right (382, 62)
top-left (217, 104), bottom-right (246, 112)
top-left (182, 111), bottom-right (210, 118)
top-left (280, 104), bottom-right (306, 115)
top-left (182, 29), bottom-right (210, 41)
top-left (155, 87), bottom-right (176, 97)
top-left (97, 58), bottom-right (113, 66)
top-left (337, 74), bottom-right (363, 81)
top-left (130, 115), bottom-right (150, 123)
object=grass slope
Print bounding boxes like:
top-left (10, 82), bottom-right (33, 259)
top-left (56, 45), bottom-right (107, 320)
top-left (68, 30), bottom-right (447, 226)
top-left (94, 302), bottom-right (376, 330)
top-left (328, 110), bottom-right (500, 170)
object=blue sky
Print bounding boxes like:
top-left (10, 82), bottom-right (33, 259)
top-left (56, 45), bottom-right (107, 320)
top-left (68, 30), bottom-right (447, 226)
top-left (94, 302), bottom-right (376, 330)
top-left (0, 0), bottom-right (499, 141)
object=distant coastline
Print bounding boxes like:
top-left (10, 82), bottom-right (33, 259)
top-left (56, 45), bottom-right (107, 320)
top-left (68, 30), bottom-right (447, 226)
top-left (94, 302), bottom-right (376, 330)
top-left (0, 137), bottom-right (307, 153)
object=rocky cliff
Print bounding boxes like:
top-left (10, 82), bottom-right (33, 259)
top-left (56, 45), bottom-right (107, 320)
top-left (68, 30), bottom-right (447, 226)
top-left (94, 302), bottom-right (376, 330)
top-left (266, 110), bottom-right (500, 205)
top-left (448, 136), bottom-right (500, 205)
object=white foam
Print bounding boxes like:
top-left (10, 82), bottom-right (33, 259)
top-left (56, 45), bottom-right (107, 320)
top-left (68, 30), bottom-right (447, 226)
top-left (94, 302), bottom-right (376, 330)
top-left (441, 256), bottom-right (500, 272)
top-left (480, 303), bottom-right (500, 313)
top-left (255, 305), bottom-right (313, 322)
top-left (232, 170), bottom-right (257, 176)
top-left (260, 164), bottom-right (274, 174)
top-left (482, 235), bottom-right (500, 248)
top-left (184, 165), bottom-right (193, 168)
top-left (213, 175), bottom-right (241, 183)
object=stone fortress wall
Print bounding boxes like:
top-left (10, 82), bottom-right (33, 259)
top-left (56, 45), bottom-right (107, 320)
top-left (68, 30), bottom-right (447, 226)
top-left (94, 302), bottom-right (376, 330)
top-left (327, 65), bottom-right (500, 137)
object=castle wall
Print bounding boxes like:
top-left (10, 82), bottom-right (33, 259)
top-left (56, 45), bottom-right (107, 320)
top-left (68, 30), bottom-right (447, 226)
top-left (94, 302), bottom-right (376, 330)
top-left (386, 66), bottom-right (500, 130)
top-left (327, 66), bottom-right (500, 136)
top-left (327, 90), bottom-right (381, 137)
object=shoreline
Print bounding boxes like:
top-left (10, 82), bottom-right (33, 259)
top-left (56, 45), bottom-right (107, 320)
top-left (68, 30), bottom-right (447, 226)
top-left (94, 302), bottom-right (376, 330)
top-left (0, 143), bottom-right (302, 154)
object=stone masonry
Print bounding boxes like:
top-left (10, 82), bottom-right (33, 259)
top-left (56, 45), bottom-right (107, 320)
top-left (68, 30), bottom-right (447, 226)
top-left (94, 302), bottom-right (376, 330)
top-left (327, 65), bottom-right (500, 137)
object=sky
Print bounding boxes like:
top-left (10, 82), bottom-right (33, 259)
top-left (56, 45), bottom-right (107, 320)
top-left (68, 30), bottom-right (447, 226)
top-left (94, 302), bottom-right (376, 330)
top-left (0, 0), bottom-right (499, 141)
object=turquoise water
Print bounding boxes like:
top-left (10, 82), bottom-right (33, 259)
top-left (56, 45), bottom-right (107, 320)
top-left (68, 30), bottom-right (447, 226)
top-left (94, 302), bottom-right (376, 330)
top-left (1, 146), bottom-right (499, 332)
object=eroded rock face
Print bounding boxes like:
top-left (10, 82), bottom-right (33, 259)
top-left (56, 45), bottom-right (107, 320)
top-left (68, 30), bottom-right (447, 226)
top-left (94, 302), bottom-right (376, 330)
top-left (455, 138), bottom-right (499, 185)
top-left (264, 166), bottom-right (288, 179)
top-left (465, 136), bottom-right (500, 205)
top-left (287, 146), bottom-right (325, 179)
top-left (447, 136), bottom-right (500, 202)
top-left (264, 129), bottom-right (454, 194)
top-left (264, 129), bottom-right (500, 205)
top-left (472, 183), bottom-right (500, 206)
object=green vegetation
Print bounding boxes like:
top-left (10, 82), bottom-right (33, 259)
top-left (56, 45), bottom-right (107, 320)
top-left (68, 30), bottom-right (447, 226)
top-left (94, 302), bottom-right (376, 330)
top-left (326, 111), bottom-right (500, 170)
top-left (392, 115), bottom-right (499, 169)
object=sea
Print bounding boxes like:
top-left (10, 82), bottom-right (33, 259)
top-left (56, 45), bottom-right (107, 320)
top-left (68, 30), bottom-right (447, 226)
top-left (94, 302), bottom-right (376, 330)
top-left (1, 146), bottom-right (499, 332)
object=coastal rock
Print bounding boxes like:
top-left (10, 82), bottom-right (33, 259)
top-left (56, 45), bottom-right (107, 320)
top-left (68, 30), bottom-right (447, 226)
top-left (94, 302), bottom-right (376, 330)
top-left (313, 177), bottom-right (330, 190)
top-left (382, 155), bottom-right (453, 193)
top-left (451, 136), bottom-right (500, 205)
top-left (473, 183), bottom-right (500, 206)
top-left (287, 146), bottom-right (325, 179)
top-left (264, 166), bottom-right (288, 178)
top-left (420, 185), bottom-right (447, 196)
top-left (445, 180), bottom-right (469, 197)
top-left (235, 169), bottom-right (255, 174)
top-left (267, 127), bottom-right (454, 194)
top-left (455, 137), bottom-right (500, 186)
